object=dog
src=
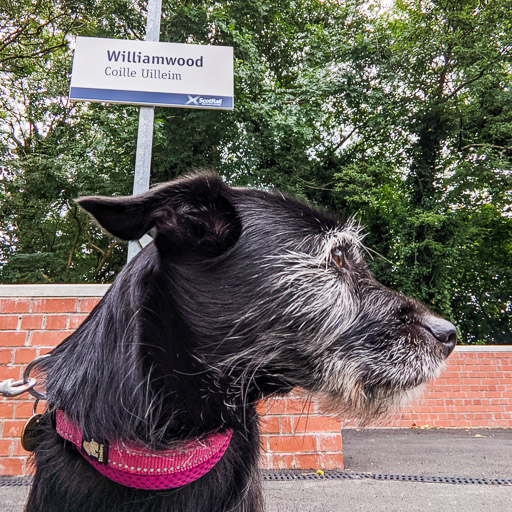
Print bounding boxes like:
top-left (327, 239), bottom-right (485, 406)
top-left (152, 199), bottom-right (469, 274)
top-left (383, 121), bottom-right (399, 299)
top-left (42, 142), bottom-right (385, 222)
top-left (26, 170), bottom-right (456, 511)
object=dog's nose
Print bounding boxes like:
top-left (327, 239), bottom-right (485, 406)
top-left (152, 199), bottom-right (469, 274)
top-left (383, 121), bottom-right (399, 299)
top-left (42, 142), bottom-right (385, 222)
top-left (424, 316), bottom-right (457, 356)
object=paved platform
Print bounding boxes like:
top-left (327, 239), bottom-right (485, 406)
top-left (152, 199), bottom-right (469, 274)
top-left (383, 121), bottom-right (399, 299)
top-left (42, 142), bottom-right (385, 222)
top-left (2, 429), bottom-right (511, 511)
top-left (342, 427), bottom-right (512, 479)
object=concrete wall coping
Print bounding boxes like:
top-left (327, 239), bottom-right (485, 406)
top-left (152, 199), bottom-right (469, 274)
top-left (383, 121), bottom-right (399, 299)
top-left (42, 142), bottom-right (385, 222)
top-left (454, 345), bottom-right (512, 352)
top-left (0, 284), bottom-right (110, 297)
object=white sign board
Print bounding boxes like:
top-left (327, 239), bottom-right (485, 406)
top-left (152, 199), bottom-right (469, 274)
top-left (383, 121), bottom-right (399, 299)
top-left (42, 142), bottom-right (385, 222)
top-left (70, 36), bottom-right (234, 110)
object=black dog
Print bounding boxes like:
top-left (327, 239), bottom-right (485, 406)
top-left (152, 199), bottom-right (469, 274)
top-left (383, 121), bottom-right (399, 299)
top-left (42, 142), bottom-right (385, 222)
top-left (26, 171), bottom-right (456, 511)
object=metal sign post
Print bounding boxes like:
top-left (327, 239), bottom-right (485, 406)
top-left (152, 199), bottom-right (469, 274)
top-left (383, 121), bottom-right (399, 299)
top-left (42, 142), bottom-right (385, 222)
top-left (127, 0), bottom-right (162, 262)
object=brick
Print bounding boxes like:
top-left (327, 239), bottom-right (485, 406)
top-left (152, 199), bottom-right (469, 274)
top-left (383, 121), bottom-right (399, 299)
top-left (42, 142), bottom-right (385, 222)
top-left (13, 348), bottom-right (38, 364)
top-left (268, 435), bottom-right (317, 453)
top-left (0, 457), bottom-right (24, 476)
top-left (0, 332), bottom-right (26, 347)
top-left (24, 463), bottom-right (35, 476)
top-left (318, 453), bottom-right (344, 469)
top-left (12, 439), bottom-right (29, 456)
top-left (293, 452), bottom-right (344, 470)
top-left (260, 416), bottom-right (280, 434)
top-left (280, 416), bottom-right (293, 434)
top-left (12, 438), bottom-right (35, 456)
top-left (0, 349), bottom-right (13, 364)
top-left (0, 316), bottom-right (19, 330)
top-left (293, 453), bottom-right (322, 469)
top-left (271, 454), bottom-right (295, 470)
top-left (19, 315), bottom-right (44, 330)
top-left (258, 453), bottom-right (272, 470)
top-left (45, 315), bottom-right (68, 330)
top-left (283, 398), bottom-right (316, 415)
top-left (32, 299), bottom-right (78, 314)
top-left (0, 401), bottom-right (15, 418)
top-left (0, 299), bottom-right (30, 314)
top-left (262, 454), bottom-right (294, 470)
top-left (255, 401), bottom-right (267, 416)
top-left (29, 330), bottom-right (72, 347)
top-left (68, 315), bottom-right (88, 330)
top-left (0, 366), bottom-right (22, 381)
top-left (3, 420), bottom-right (25, 437)
top-left (317, 434), bottom-right (343, 452)
top-left (435, 419), bottom-right (456, 427)
top-left (79, 298), bottom-right (101, 313)
top-left (0, 439), bottom-right (13, 456)
top-left (265, 399), bottom-right (286, 415)
top-left (266, 398), bottom-right (315, 416)
top-left (293, 415), bottom-right (341, 434)
top-left (413, 406), bottom-right (434, 414)
top-left (15, 401), bottom-right (34, 419)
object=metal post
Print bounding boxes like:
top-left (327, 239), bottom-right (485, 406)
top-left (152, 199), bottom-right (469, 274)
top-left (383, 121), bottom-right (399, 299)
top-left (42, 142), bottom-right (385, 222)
top-left (127, 0), bottom-right (162, 262)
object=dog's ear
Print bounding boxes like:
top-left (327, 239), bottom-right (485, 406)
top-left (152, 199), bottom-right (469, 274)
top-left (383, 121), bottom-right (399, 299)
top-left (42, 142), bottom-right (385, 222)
top-left (75, 193), bottom-right (156, 241)
top-left (76, 171), bottom-right (242, 258)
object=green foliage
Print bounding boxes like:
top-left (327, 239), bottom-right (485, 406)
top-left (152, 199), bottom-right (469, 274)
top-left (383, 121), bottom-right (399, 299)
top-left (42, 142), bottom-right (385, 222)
top-left (0, 0), bottom-right (511, 343)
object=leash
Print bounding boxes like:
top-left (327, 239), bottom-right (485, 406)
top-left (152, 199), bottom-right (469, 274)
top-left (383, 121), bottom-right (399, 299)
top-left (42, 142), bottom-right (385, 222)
top-left (0, 355), bottom-right (49, 452)
top-left (0, 355), bottom-right (233, 489)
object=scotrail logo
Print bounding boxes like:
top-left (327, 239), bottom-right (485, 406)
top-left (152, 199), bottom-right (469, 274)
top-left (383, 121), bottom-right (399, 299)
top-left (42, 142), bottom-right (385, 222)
top-left (186, 95), bottom-right (223, 107)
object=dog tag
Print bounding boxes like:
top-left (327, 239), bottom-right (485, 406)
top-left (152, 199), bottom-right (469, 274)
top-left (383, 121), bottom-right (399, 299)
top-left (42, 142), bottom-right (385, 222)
top-left (21, 414), bottom-right (43, 452)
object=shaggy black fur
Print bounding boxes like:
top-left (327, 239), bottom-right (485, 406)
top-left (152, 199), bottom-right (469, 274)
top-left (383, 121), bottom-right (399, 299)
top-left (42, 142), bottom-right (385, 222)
top-left (26, 171), bottom-right (456, 512)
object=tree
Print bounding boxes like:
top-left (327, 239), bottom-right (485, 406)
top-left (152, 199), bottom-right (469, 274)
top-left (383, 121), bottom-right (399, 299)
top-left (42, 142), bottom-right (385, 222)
top-left (0, 1), bottom-right (144, 281)
top-left (324, 0), bottom-right (512, 342)
top-left (1, 0), bottom-right (511, 343)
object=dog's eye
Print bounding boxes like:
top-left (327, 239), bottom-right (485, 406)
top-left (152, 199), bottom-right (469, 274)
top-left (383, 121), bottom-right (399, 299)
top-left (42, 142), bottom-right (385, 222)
top-left (331, 248), bottom-right (343, 268)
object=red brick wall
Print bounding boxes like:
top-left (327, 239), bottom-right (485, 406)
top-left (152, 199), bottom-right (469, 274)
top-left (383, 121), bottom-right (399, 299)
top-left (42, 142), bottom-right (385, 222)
top-left (259, 392), bottom-right (343, 471)
top-left (376, 349), bottom-right (512, 429)
top-left (0, 287), bottom-right (108, 476)
top-left (1, 285), bottom-right (511, 476)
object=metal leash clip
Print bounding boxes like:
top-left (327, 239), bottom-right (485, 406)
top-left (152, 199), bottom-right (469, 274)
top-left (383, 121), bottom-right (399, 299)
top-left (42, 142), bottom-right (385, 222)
top-left (0, 354), bottom-right (49, 399)
top-left (0, 377), bottom-right (38, 397)
top-left (0, 355), bottom-right (50, 452)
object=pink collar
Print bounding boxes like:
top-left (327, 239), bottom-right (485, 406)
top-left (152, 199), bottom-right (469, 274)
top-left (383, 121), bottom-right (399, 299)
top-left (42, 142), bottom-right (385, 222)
top-left (55, 409), bottom-right (233, 490)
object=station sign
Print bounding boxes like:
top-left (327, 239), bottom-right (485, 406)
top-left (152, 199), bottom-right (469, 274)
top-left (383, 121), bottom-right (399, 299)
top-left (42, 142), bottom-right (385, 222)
top-left (70, 36), bottom-right (234, 110)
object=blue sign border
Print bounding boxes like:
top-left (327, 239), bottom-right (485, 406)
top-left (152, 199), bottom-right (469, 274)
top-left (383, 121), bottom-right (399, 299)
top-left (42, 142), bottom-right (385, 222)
top-left (70, 87), bottom-right (233, 109)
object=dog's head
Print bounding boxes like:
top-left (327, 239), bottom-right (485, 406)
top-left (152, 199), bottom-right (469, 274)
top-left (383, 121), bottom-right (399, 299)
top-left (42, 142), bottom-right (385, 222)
top-left (77, 170), bottom-right (456, 424)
